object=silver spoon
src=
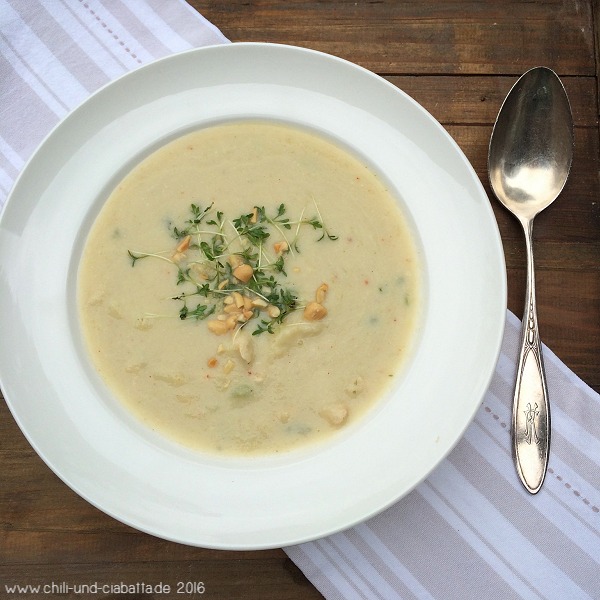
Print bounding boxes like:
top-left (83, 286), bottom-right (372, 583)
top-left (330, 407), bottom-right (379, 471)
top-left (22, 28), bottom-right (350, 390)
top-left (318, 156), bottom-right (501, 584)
top-left (488, 67), bottom-right (573, 494)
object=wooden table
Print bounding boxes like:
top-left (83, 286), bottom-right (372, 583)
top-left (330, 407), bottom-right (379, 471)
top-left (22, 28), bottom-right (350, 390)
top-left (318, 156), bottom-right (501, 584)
top-left (2, 2), bottom-right (598, 598)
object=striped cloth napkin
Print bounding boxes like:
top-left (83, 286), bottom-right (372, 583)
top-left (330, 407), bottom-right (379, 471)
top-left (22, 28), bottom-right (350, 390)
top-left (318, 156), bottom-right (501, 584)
top-left (1, 2), bottom-right (598, 599)
top-left (287, 311), bottom-right (600, 600)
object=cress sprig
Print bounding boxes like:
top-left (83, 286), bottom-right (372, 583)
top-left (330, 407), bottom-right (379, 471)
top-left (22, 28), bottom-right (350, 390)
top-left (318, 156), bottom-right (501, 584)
top-left (128, 201), bottom-right (336, 335)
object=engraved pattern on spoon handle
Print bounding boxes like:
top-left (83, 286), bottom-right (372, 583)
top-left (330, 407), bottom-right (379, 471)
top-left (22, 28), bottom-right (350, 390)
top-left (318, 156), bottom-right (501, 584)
top-left (513, 219), bottom-right (551, 494)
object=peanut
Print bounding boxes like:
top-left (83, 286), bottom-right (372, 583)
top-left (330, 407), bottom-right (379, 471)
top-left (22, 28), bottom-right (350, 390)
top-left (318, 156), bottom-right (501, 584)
top-left (228, 254), bottom-right (244, 269)
top-left (273, 241), bottom-right (289, 255)
top-left (267, 305), bottom-right (281, 318)
top-left (316, 283), bottom-right (329, 304)
top-left (320, 403), bottom-right (348, 427)
top-left (232, 309), bottom-right (253, 323)
top-left (190, 264), bottom-right (210, 280)
top-left (207, 320), bottom-right (229, 335)
top-left (251, 297), bottom-right (268, 308)
top-left (303, 301), bottom-right (327, 321)
top-left (232, 291), bottom-right (244, 308)
top-left (233, 263), bottom-right (254, 283)
top-left (176, 235), bottom-right (191, 253)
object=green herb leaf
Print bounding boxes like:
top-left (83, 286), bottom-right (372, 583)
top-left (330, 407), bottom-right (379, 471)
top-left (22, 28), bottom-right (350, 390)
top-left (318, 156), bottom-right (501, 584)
top-left (128, 200), bottom-right (336, 334)
top-left (180, 302), bottom-right (215, 321)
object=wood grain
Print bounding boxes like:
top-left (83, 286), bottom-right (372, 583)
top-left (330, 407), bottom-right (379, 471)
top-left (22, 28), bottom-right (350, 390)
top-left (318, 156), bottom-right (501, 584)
top-left (2, 2), bottom-right (599, 599)
top-left (193, 0), bottom-right (596, 75)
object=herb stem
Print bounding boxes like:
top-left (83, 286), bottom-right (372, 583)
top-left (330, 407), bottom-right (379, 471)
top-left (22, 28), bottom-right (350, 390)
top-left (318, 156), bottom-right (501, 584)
top-left (128, 200), bottom-right (336, 334)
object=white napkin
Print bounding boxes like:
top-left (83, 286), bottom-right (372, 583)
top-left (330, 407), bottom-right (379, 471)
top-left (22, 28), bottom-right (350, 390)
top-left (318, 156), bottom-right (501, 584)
top-left (287, 311), bottom-right (600, 600)
top-left (0, 0), bottom-right (227, 206)
top-left (1, 3), bottom-right (598, 599)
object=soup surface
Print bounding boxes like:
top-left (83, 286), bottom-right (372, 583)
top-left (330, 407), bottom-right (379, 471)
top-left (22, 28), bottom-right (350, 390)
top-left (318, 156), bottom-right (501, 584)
top-left (78, 121), bottom-right (420, 455)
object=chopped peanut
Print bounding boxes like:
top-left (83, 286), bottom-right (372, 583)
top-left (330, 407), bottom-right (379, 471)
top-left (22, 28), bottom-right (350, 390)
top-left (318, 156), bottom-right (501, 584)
top-left (250, 206), bottom-right (258, 223)
top-left (228, 254), bottom-right (244, 269)
top-left (190, 264), bottom-right (210, 280)
top-left (232, 291), bottom-right (244, 308)
top-left (273, 241), bottom-right (289, 255)
top-left (224, 303), bottom-right (240, 314)
top-left (218, 279), bottom-right (229, 290)
top-left (320, 403), bottom-right (348, 427)
top-left (267, 305), bottom-right (281, 318)
top-left (233, 263), bottom-right (254, 283)
top-left (316, 283), bottom-right (329, 304)
top-left (176, 235), bottom-right (191, 253)
top-left (223, 359), bottom-right (235, 374)
top-left (251, 297), bottom-right (268, 308)
top-left (224, 295), bottom-right (234, 305)
top-left (303, 301), bottom-right (327, 321)
top-left (225, 315), bottom-right (238, 330)
top-left (207, 320), bottom-right (229, 335)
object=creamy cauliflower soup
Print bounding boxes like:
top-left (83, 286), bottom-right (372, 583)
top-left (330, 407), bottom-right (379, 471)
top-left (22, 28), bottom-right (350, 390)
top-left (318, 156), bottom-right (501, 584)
top-left (78, 121), bottom-right (420, 455)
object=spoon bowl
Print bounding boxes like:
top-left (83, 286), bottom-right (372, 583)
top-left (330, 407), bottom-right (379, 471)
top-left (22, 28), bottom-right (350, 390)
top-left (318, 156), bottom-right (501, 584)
top-left (488, 66), bottom-right (573, 494)
top-left (489, 67), bottom-right (573, 221)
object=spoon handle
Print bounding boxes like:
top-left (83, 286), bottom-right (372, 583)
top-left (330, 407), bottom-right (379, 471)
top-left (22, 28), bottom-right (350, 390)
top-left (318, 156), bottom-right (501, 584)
top-left (513, 219), bottom-right (551, 494)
